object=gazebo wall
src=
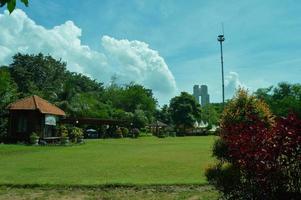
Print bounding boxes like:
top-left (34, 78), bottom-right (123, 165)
top-left (9, 110), bottom-right (43, 142)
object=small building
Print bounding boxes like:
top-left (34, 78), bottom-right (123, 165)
top-left (148, 120), bottom-right (169, 135)
top-left (7, 95), bottom-right (65, 142)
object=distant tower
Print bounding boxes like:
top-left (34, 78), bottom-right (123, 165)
top-left (193, 84), bottom-right (210, 106)
top-left (200, 85), bottom-right (210, 106)
top-left (193, 85), bottom-right (200, 103)
top-left (217, 33), bottom-right (225, 106)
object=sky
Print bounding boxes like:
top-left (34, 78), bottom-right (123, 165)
top-left (1, 0), bottom-right (301, 105)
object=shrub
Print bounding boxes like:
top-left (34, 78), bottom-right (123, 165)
top-left (221, 89), bottom-right (274, 134)
top-left (212, 138), bottom-right (230, 162)
top-left (69, 127), bottom-right (84, 143)
top-left (115, 128), bottom-right (123, 138)
top-left (29, 132), bottom-right (39, 145)
top-left (131, 128), bottom-right (140, 138)
top-left (59, 125), bottom-right (68, 138)
top-left (208, 89), bottom-right (301, 199)
top-left (205, 163), bottom-right (241, 197)
top-left (121, 127), bottom-right (129, 137)
top-left (59, 125), bottom-right (69, 145)
top-left (156, 130), bottom-right (167, 138)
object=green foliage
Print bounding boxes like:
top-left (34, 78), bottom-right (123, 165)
top-left (205, 163), bottom-right (241, 198)
top-left (169, 92), bottom-right (202, 134)
top-left (212, 138), bottom-right (230, 162)
top-left (155, 104), bottom-right (172, 125)
top-left (121, 127), bottom-right (129, 137)
top-left (59, 125), bottom-right (68, 138)
top-left (68, 92), bottom-right (111, 118)
top-left (0, 0), bottom-right (28, 13)
top-left (102, 82), bottom-right (157, 122)
top-left (115, 128), bottom-right (123, 138)
top-left (221, 88), bottom-right (274, 132)
top-left (29, 132), bottom-right (39, 144)
top-left (131, 128), bottom-right (140, 138)
top-left (202, 104), bottom-right (219, 126)
top-left (0, 67), bottom-right (18, 141)
top-left (69, 127), bottom-right (84, 143)
top-left (255, 82), bottom-right (301, 117)
top-left (132, 109), bottom-right (148, 129)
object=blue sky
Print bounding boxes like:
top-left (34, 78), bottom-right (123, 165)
top-left (1, 0), bottom-right (301, 105)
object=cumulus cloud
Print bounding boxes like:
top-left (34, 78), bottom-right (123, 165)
top-left (101, 36), bottom-right (177, 94)
top-left (225, 72), bottom-right (246, 99)
top-left (0, 9), bottom-right (177, 96)
top-left (0, 10), bottom-right (109, 80)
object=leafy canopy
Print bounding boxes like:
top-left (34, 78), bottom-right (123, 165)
top-left (169, 92), bottom-right (202, 129)
top-left (0, 0), bottom-right (28, 13)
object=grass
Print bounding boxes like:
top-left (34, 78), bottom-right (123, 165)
top-left (0, 136), bottom-right (217, 186)
top-left (0, 185), bottom-right (220, 200)
top-left (0, 136), bottom-right (219, 199)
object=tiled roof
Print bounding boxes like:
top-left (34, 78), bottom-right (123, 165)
top-left (8, 95), bottom-right (66, 116)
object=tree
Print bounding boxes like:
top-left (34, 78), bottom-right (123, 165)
top-left (169, 92), bottom-right (201, 134)
top-left (0, 0), bottom-right (28, 13)
top-left (102, 82), bottom-right (157, 123)
top-left (132, 109), bottom-right (148, 129)
top-left (9, 53), bottom-right (68, 101)
top-left (68, 92), bottom-right (111, 118)
top-left (255, 82), bottom-right (301, 117)
top-left (155, 104), bottom-right (172, 125)
top-left (0, 67), bottom-right (18, 141)
top-left (201, 104), bottom-right (219, 126)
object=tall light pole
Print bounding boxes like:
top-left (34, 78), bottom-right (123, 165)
top-left (217, 34), bottom-right (225, 107)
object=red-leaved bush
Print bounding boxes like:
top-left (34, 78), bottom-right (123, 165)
top-left (207, 89), bottom-right (301, 199)
top-left (223, 114), bottom-right (301, 193)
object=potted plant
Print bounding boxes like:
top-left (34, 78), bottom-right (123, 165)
top-left (30, 132), bottom-right (39, 145)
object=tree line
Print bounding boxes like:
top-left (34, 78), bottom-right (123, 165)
top-left (1, 53), bottom-right (300, 140)
top-left (0, 53), bottom-right (157, 139)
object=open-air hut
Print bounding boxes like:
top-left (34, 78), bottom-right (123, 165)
top-left (7, 95), bottom-right (65, 142)
top-left (148, 120), bottom-right (169, 135)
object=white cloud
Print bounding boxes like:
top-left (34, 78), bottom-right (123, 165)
top-left (225, 71), bottom-right (247, 99)
top-left (101, 35), bottom-right (177, 94)
top-left (0, 9), bottom-right (177, 99)
top-left (0, 10), bottom-right (109, 80)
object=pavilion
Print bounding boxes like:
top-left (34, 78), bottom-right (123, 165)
top-left (7, 95), bottom-right (65, 142)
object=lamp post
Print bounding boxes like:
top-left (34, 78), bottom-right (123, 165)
top-left (217, 34), bottom-right (225, 107)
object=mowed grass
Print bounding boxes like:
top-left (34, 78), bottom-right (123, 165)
top-left (0, 136), bottom-right (217, 186)
top-left (0, 185), bottom-right (220, 200)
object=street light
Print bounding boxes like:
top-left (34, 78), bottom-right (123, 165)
top-left (217, 34), bottom-right (225, 107)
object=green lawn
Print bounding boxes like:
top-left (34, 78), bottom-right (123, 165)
top-left (0, 136), bottom-right (217, 186)
top-left (0, 185), bottom-right (220, 200)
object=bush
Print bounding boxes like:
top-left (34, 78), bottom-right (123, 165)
top-left (59, 125), bottom-right (68, 138)
top-left (121, 127), bottom-right (129, 137)
top-left (156, 130), bottom-right (167, 138)
top-left (59, 125), bottom-right (69, 145)
top-left (131, 128), bottom-right (140, 138)
top-left (221, 89), bottom-right (274, 133)
top-left (205, 163), bottom-right (241, 197)
top-left (115, 128), bottom-right (123, 138)
top-left (69, 127), bottom-right (84, 143)
top-left (212, 138), bottom-right (230, 162)
top-left (29, 132), bottom-right (39, 145)
top-left (207, 89), bottom-right (301, 199)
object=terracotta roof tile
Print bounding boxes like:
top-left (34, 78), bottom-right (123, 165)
top-left (8, 95), bottom-right (66, 116)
